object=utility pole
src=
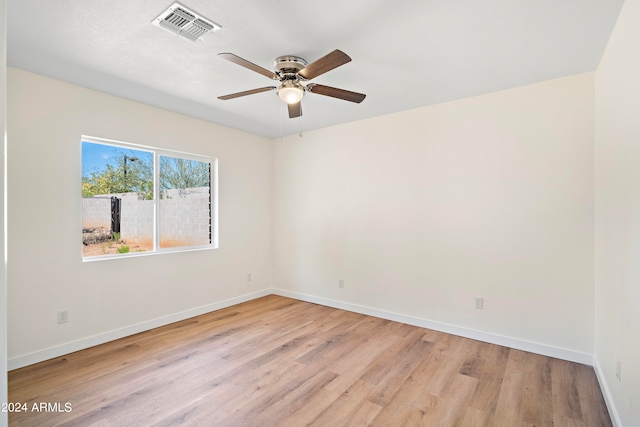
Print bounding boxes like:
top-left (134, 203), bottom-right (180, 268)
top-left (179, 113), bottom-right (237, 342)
top-left (123, 155), bottom-right (138, 192)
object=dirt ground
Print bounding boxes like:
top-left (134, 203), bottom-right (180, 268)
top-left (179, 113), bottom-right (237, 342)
top-left (82, 241), bottom-right (152, 257)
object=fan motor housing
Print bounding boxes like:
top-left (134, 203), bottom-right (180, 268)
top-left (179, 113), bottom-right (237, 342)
top-left (273, 56), bottom-right (308, 78)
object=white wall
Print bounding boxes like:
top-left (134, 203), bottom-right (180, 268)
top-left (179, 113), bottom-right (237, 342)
top-left (274, 73), bottom-right (595, 360)
top-left (1, 0), bottom-right (8, 425)
top-left (595, 0), bottom-right (640, 424)
top-left (6, 68), bottom-right (273, 365)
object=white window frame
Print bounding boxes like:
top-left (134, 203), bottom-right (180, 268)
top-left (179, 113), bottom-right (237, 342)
top-left (81, 135), bottom-right (218, 261)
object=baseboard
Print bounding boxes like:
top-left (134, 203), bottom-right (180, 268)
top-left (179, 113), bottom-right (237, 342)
top-left (593, 357), bottom-right (622, 427)
top-left (8, 289), bottom-right (272, 371)
top-left (9, 287), bottom-right (593, 370)
top-left (271, 288), bottom-right (593, 365)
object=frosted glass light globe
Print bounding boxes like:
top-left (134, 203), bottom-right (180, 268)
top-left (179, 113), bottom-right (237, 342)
top-left (278, 81), bottom-right (304, 104)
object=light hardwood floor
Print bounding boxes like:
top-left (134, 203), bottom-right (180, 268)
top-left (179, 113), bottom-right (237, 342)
top-left (9, 295), bottom-right (612, 426)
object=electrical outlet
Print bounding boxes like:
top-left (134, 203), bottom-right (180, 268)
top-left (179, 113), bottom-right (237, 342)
top-left (475, 297), bottom-right (484, 309)
top-left (616, 360), bottom-right (622, 381)
top-left (247, 273), bottom-right (252, 282)
top-left (339, 279), bottom-right (344, 288)
top-left (57, 310), bottom-right (68, 324)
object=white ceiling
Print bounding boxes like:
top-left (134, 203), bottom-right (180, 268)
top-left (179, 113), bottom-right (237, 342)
top-left (7, 0), bottom-right (624, 139)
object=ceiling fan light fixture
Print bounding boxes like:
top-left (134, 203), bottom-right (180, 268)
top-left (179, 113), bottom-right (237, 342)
top-left (217, 50), bottom-right (366, 119)
top-left (277, 81), bottom-right (304, 105)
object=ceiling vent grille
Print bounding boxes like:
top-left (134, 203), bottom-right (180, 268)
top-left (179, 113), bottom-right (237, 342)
top-left (152, 2), bottom-right (220, 42)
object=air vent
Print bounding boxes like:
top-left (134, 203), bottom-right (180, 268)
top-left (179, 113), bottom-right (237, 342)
top-left (152, 2), bottom-right (220, 42)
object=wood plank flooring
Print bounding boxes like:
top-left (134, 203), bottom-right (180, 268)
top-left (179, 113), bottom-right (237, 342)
top-left (8, 295), bottom-right (612, 426)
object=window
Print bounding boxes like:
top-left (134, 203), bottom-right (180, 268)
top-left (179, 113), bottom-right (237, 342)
top-left (82, 136), bottom-right (217, 260)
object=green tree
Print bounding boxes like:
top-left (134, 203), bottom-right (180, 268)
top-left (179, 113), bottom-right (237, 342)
top-left (160, 157), bottom-right (210, 191)
top-left (82, 151), bottom-right (153, 198)
top-left (82, 150), bottom-right (209, 198)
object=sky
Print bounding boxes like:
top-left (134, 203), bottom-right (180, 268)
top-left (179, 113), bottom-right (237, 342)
top-left (82, 141), bottom-right (150, 177)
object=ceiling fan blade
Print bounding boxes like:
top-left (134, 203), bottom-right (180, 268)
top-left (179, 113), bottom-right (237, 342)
top-left (288, 102), bottom-right (302, 118)
top-left (298, 50), bottom-right (352, 80)
top-left (218, 87), bottom-right (276, 100)
top-left (307, 84), bottom-right (366, 103)
top-left (218, 53), bottom-right (278, 80)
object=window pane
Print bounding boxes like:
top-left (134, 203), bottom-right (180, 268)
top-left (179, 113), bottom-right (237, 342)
top-left (159, 156), bottom-right (212, 249)
top-left (82, 141), bottom-right (154, 257)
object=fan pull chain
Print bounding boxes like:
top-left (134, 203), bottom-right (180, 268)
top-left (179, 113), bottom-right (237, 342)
top-left (280, 101), bottom-right (284, 142)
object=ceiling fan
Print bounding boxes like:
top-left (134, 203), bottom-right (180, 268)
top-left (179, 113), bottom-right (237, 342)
top-left (217, 49), bottom-right (366, 118)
